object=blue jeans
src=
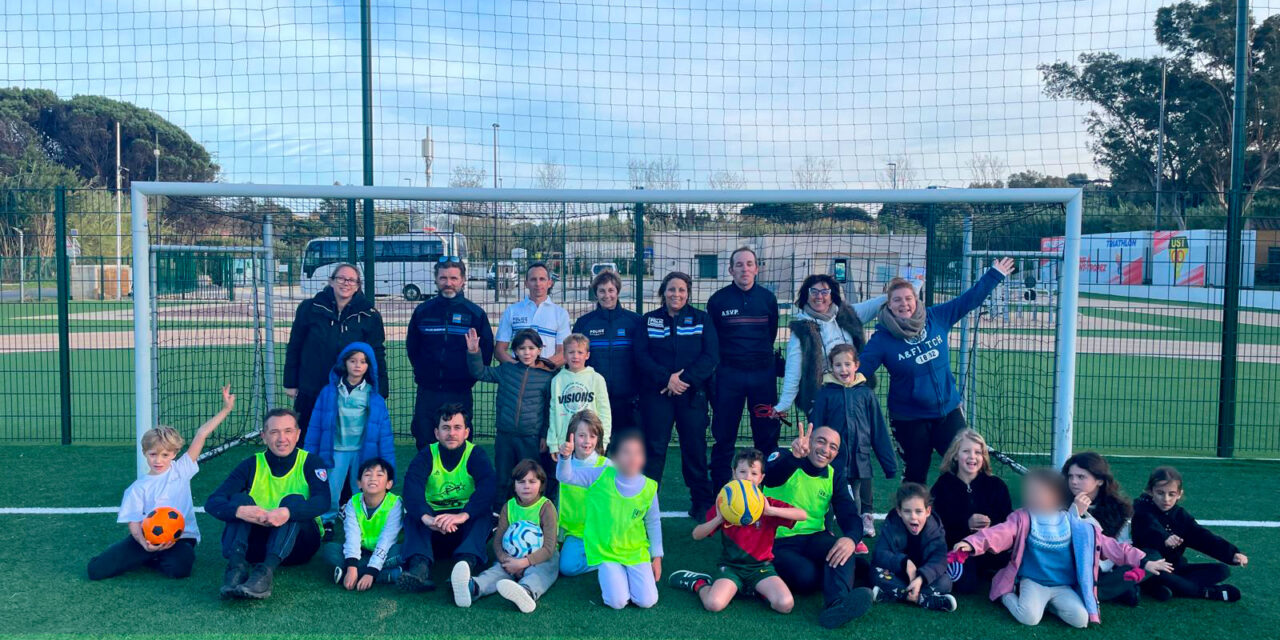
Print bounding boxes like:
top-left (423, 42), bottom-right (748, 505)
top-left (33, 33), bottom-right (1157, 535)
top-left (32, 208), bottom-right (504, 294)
top-left (325, 449), bottom-right (361, 520)
top-left (559, 535), bottom-right (597, 576)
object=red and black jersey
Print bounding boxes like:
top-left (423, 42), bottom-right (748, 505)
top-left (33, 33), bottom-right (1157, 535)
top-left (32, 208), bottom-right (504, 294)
top-left (705, 497), bottom-right (795, 564)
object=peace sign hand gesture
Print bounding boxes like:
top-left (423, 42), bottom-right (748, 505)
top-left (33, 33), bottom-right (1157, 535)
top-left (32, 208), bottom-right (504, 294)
top-left (790, 423), bottom-right (813, 459)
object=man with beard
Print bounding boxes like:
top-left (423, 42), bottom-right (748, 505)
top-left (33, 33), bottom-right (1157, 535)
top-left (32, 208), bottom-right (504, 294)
top-left (407, 258), bottom-right (494, 449)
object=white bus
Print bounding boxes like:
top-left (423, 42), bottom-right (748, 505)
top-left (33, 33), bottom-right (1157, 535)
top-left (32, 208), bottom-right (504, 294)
top-left (299, 231), bottom-right (468, 300)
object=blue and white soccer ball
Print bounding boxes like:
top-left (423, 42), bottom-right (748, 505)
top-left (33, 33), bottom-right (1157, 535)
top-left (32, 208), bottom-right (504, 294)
top-left (501, 520), bottom-right (544, 558)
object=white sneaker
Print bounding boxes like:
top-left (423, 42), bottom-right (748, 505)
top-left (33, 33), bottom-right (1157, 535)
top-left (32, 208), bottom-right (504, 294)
top-left (497, 579), bottom-right (537, 613)
top-left (450, 561), bottom-right (473, 608)
top-left (862, 513), bottom-right (877, 538)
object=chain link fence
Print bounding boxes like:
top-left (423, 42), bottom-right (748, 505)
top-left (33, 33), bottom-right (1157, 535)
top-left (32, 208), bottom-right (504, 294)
top-left (2, 186), bottom-right (1277, 461)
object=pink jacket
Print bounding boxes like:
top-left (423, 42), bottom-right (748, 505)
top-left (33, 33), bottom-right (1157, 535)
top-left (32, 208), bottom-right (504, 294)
top-left (963, 508), bottom-right (1146, 624)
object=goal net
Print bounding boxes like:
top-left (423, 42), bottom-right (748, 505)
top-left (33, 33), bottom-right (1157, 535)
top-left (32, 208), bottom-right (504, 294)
top-left (130, 183), bottom-right (1083, 477)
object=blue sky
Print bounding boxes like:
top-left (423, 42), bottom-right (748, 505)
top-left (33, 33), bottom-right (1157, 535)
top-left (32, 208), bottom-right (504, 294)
top-left (6, 0), bottom-right (1271, 188)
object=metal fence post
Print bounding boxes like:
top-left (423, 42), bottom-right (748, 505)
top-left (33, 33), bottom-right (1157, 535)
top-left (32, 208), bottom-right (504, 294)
top-left (360, 0), bottom-right (376, 289)
top-left (924, 204), bottom-right (937, 307)
top-left (633, 199), bottom-right (645, 313)
top-left (1216, 0), bottom-right (1250, 458)
top-left (262, 212), bottom-right (277, 406)
top-left (54, 186), bottom-right (73, 445)
top-left (346, 199), bottom-right (358, 264)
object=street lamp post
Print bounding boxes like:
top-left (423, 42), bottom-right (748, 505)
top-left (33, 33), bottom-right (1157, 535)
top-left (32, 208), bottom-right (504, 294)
top-left (492, 123), bottom-right (500, 304)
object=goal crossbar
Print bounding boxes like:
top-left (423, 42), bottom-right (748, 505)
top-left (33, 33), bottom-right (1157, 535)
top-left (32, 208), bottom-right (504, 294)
top-left (129, 182), bottom-right (1084, 476)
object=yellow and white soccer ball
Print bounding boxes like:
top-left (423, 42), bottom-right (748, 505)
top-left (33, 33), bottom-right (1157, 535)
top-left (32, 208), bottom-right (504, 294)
top-left (717, 479), bottom-right (766, 526)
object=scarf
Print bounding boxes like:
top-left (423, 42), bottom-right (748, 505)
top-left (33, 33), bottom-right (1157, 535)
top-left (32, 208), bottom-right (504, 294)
top-left (822, 371), bottom-right (866, 388)
top-left (878, 301), bottom-right (926, 341)
top-left (804, 303), bottom-right (837, 323)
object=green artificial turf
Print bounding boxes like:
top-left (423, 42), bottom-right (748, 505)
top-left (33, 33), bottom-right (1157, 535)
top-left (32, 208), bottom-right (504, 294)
top-left (0, 444), bottom-right (1275, 639)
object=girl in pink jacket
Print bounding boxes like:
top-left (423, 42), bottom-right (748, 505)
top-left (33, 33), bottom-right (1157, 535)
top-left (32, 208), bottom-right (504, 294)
top-left (951, 468), bottom-right (1168, 627)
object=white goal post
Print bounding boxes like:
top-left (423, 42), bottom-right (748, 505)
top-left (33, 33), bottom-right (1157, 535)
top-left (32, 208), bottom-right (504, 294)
top-left (130, 182), bottom-right (1083, 477)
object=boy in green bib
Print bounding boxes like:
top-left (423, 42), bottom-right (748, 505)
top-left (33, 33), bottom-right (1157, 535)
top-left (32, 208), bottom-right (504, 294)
top-left (398, 403), bottom-right (496, 593)
top-left (321, 457), bottom-right (403, 590)
top-left (557, 430), bottom-right (663, 609)
top-left (557, 409), bottom-right (609, 576)
top-left (452, 459), bottom-right (560, 613)
top-left (762, 424), bottom-right (875, 628)
top-left (206, 408), bottom-right (330, 600)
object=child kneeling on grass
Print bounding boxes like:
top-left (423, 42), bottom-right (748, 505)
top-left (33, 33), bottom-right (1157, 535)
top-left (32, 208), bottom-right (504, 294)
top-left (557, 430), bottom-right (663, 610)
top-left (871, 482), bottom-right (956, 612)
top-left (321, 456), bottom-right (402, 590)
top-left (952, 468), bottom-right (1170, 628)
top-left (1132, 465), bottom-right (1248, 602)
top-left (87, 385), bottom-right (234, 581)
top-left (452, 459), bottom-right (560, 612)
top-left (668, 448), bottom-right (807, 614)
top-left (557, 409), bottom-right (610, 576)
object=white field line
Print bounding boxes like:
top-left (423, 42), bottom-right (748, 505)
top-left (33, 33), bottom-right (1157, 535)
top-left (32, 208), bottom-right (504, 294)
top-left (3, 506), bottom-right (1274, 528)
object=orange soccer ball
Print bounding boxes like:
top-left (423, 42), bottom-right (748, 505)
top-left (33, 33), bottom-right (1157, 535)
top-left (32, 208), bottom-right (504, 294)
top-left (142, 507), bottom-right (185, 545)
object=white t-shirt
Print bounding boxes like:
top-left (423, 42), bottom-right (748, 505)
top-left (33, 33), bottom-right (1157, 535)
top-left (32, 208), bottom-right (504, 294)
top-left (118, 454), bottom-right (201, 542)
top-left (496, 296), bottom-right (571, 359)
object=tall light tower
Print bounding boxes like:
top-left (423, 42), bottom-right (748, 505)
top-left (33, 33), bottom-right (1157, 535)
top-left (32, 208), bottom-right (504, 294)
top-left (421, 126), bottom-right (434, 187)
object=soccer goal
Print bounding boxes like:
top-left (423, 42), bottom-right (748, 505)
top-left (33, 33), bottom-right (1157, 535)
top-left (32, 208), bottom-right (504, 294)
top-left (129, 183), bottom-right (1083, 477)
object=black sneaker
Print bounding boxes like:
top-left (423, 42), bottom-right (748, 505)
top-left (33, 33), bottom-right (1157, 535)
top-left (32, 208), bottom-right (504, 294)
top-left (818, 587), bottom-right (874, 629)
top-left (220, 561), bottom-right (250, 598)
top-left (1116, 585), bottom-right (1141, 607)
top-left (919, 592), bottom-right (958, 612)
top-left (667, 569), bottom-right (712, 593)
top-left (688, 504), bottom-right (710, 521)
top-left (870, 586), bottom-right (895, 603)
top-left (232, 564), bottom-right (274, 599)
top-left (1204, 584), bottom-right (1241, 602)
top-left (397, 558), bottom-right (435, 593)
top-left (322, 520), bottom-right (336, 542)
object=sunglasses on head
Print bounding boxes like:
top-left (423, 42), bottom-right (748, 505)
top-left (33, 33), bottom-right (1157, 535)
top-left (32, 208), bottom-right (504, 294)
top-left (438, 255), bottom-right (461, 263)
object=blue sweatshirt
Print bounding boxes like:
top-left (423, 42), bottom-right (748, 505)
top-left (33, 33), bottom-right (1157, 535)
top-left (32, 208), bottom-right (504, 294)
top-left (857, 268), bottom-right (1005, 420)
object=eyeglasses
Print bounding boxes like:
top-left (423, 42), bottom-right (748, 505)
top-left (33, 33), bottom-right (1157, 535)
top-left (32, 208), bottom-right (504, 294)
top-left (331, 276), bottom-right (359, 285)
top-left (808, 287), bottom-right (833, 297)
top-left (438, 255), bottom-right (461, 263)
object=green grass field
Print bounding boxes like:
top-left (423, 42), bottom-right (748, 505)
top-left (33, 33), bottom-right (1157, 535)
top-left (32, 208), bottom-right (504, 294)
top-left (1, 443), bottom-right (1275, 639)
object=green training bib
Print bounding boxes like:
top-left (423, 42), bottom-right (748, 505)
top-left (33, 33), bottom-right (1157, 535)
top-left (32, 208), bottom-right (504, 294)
top-left (583, 467), bottom-right (657, 565)
top-left (763, 463), bottom-right (833, 538)
top-left (425, 442), bottom-right (476, 512)
top-left (557, 456), bottom-right (608, 539)
top-left (352, 492), bottom-right (401, 551)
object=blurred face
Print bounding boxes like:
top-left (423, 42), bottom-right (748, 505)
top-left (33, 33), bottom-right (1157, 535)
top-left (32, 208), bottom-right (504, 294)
top-left (613, 438), bottom-right (646, 477)
top-left (1066, 464), bottom-right (1103, 500)
top-left (145, 447), bottom-right (178, 475)
top-left (526, 266), bottom-right (552, 301)
top-left (956, 440), bottom-right (984, 479)
top-left (663, 278), bottom-right (688, 313)
top-left (889, 284), bottom-right (918, 320)
top-left (732, 459), bottom-right (764, 486)
top-left (1149, 480), bottom-right (1184, 512)
top-left (514, 470), bottom-right (543, 504)
top-left (729, 250), bottom-right (758, 290)
top-left (330, 266), bottom-right (360, 301)
top-left (513, 339), bottom-right (541, 366)
top-left (263, 414), bottom-right (301, 457)
top-left (359, 464), bottom-right (392, 497)
top-left (573, 421), bottom-right (599, 459)
top-left (807, 282), bottom-right (833, 314)
top-left (808, 426), bottom-right (841, 469)
top-left (565, 341), bottom-right (589, 371)
top-left (595, 281), bottom-right (619, 310)
top-left (344, 351), bottom-right (369, 384)
top-left (830, 351), bottom-right (857, 382)
top-left (1023, 477), bottom-right (1062, 515)
top-left (436, 266), bottom-right (464, 298)
top-left (897, 496), bottom-right (931, 535)
top-left (434, 413), bottom-right (469, 450)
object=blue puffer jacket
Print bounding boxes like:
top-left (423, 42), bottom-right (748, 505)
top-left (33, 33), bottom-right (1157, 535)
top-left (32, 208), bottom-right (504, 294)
top-left (303, 341), bottom-right (396, 472)
top-left (858, 268), bottom-right (1005, 420)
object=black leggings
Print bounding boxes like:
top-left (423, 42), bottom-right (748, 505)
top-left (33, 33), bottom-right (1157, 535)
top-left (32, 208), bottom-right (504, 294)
top-left (891, 407), bottom-right (967, 484)
top-left (1145, 562), bottom-right (1231, 598)
top-left (87, 536), bottom-right (196, 580)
